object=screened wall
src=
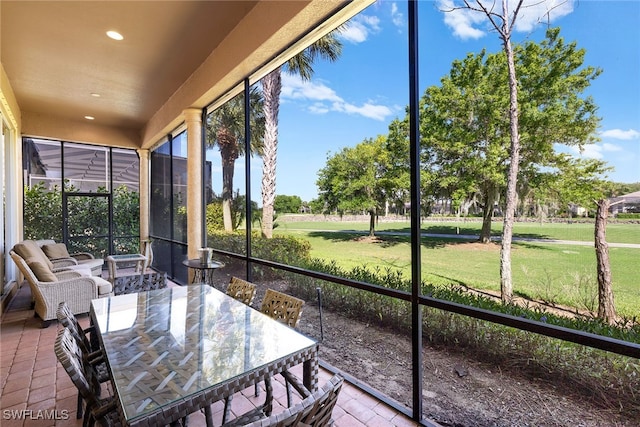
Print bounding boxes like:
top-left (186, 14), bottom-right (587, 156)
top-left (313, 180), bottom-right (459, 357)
top-left (146, 2), bottom-right (639, 425)
top-left (22, 137), bottom-right (140, 258)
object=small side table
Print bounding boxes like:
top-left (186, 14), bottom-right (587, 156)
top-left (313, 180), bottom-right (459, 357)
top-left (106, 254), bottom-right (148, 280)
top-left (182, 259), bottom-right (224, 287)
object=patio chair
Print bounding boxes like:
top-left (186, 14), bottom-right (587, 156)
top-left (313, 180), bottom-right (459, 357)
top-left (57, 302), bottom-right (110, 420)
top-left (223, 374), bottom-right (344, 427)
top-left (54, 327), bottom-right (122, 427)
top-left (223, 288), bottom-right (304, 423)
top-left (36, 239), bottom-right (104, 276)
top-left (260, 288), bottom-right (305, 328)
top-left (226, 276), bottom-right (257, 306)
top-left (10, 250), bottom-right (113, 327)
top-left (260, 289), bottom-right (305, 407)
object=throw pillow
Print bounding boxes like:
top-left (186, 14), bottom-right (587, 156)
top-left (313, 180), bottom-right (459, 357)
top-left (26, 258), bottom-right (58, 282)
top-left (42, 243), bottom-right (70, 259)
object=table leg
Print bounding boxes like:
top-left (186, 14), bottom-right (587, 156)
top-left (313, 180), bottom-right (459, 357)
top-left (303, 348), bottom-right (319, 393)
top-left (204, 269), bottom-right (214, 287)
top-left (108, 260), bottom-right (116, 280)
top-left (191, 268), bottom-right (203, 284)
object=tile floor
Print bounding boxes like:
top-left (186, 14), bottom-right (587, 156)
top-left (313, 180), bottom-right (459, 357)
top-left (0, 280), bottom-right (422, 427)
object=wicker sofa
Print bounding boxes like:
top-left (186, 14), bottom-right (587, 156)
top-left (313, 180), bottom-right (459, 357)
top-left (10, 241), bottom-right (113, 327)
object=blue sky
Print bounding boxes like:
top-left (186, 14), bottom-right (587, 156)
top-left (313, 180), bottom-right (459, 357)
top-left (210, 0), bottom-right (640, 204)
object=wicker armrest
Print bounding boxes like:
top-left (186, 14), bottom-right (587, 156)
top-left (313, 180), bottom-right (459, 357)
top-left (51, 257), bottom-right (79, 268)
top-left (36, 277), bottom-right (101, 321)
top-left (53, 270), bottom-right (83, 280)
top-left (71, 252), bottom-right (95, 260)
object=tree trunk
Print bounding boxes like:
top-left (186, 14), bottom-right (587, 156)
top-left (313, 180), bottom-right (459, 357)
top-left (260, 70), bottom-right (281, 239)
top-left (595, 198), bottom-right (616, 324)
top-left (479, 191), bottom-right (494, 243)
top-left (218, 129), bottom-right (238, 232)
top-left (369, 210), bottom-right (376, 237)
top-left (221, 161), bottom-right (234, 232)
top-left (499, 25), bottom-right (521, 303)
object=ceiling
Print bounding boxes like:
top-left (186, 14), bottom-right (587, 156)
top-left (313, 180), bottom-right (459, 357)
top-left (1, 1), bottom-right (257, 132)
top-left (1, 1), bottom-right (355, 149)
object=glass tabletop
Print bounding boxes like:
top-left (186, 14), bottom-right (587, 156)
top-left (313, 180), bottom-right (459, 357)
top-left (182, 258), bottom-right (224, 269)
top-left (91, 285), bottom-right (316, 424)
top-left (107, 254), bottom-right (146, 260)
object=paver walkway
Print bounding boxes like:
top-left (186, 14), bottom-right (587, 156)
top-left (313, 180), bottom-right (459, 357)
top-left (1, 279), bottom-right (424, 427)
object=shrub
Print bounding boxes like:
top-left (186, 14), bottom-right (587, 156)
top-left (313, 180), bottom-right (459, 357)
top-left (207, 231), bottom-right (312, 279)
top-left (616, 213), bottom-right (640, 219)
top-left (286, 259), bottom-right (640, 417)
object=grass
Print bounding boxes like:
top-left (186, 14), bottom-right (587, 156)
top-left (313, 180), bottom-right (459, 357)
top-left (274, 219), bottom-right (640, 318)
top-left (275, 218), bottom-right (640, 244)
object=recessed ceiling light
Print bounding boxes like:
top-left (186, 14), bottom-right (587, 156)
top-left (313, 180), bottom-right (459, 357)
top-left (84, 115), bottom-right (95, 120)
top-left (106, 30), bottom-right (124, 41)
top-left (91, 93), bottom-right (101, 98)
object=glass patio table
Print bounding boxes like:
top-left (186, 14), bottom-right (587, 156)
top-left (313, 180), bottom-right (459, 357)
top-left (90, 284), bottom-right (318, 426)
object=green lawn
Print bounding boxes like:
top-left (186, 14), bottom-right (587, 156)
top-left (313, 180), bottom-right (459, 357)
top-left (275, 220), bottom-right (639, 318)
top-left (276, 218), bottom-right (640, 244)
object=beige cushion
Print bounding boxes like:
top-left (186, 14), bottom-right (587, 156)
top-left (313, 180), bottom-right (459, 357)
top-left (94, 277), bottom-right (113, 296)
top-left (26, 257), bottom-right (57, 282)
top-left (14, 240), bottom-right (54, 271)
top-left (42, 243), bottom-right (71, 259)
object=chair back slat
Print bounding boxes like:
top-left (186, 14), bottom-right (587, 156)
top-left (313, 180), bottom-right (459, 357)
top-left (260, 289), bottom-right (304, 328)
top-left (227, 277), bottom-right (257, 306)
top-left (57, 302), bottom-right (93, 354)
top-left (54, 328), bottom-right (101, 402)
top-left (243, 374), bottom-right (344, 427)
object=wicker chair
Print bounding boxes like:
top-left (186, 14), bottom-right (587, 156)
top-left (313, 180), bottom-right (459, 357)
top-left (223, 288), bottom-right (305, 424)
top-left (260, 289), bottom-right (305, 407)
top-left (260, 288), bottom-right (305, 328)
top-left (224, 374), bottom-right (344, 427)
top-left (57, 302), bottom-right (110, 420)
top-left (226, 276), bottom-right (257, 306)
top-left (10, 250), bottom-right (113, 327)
top-left (54, 327), bottom-right (122, 427)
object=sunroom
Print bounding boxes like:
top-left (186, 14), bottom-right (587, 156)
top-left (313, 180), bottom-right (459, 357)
top-left (1, 1), bottom-right (639, 426)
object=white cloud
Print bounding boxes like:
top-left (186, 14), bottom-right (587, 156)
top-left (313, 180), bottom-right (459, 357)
top-left (570, 142), bottom-right (623, 160)
top-left (600, 129), bottom-right (640, 140)
top-left (439, 0), bottom-right (487, 40)
top-left (332, 101), bottom-right (394, 121)
top-left (390, 2), bottom-right (405, 28)
top-left (281, 74), bottom-right (342, 102)
top-left (282, 74), bottom-right (394, 121)
top-left (308, 103), bottom-right (330, 115)
top-left (437, 0), bottom-right (574, 40)
top-left (340, 14), bottom-right (381, 44)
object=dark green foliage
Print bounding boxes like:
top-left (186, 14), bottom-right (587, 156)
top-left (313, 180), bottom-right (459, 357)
top-left (616, 213), bottom-right (640, 219)
top-left (113, 186), bottom-right (140, 236)
top-left (23, 183), bottom-right (63, 241)
top-left (205, 195), bottom-right (255, 233)
top-left (206, 202), bottom-right (225, 233)
top-left (274, 194), bottom-right (303, 214)
top-left (207, 231), bottom-right (312, 278)
top-left (289, 258), bottom-right (639, 343)
top-left (23, 183), bottom-right (140, 255)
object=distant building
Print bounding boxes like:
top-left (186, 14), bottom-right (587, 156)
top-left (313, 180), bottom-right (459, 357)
top-left (609, 191), bottom-right (640, 215)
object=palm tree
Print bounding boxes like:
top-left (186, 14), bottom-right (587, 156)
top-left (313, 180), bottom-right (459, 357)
top-left (207, 87), bottom-right (265, 231)
top-left (260, 32), bottom-right (343, 238)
